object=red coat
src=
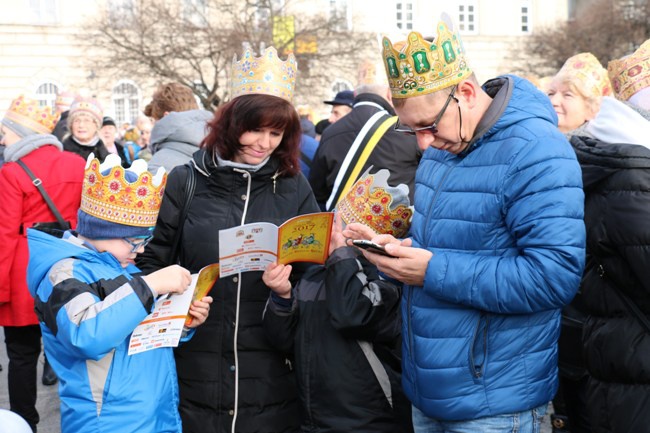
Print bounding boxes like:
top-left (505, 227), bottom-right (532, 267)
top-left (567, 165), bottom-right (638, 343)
top-left (0, 145), bottom-right (85, 326)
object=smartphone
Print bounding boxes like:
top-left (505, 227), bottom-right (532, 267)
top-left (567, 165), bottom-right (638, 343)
top-left (351, 239), bottom-right (394, 257)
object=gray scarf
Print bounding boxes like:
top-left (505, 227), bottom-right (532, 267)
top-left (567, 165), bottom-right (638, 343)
top-left (4, 134), bottom-right (63, 162)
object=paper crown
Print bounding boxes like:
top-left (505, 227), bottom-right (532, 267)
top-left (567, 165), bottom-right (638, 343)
top-left (2, 95), bottom-right (59, 135)
top-left (55, 91), bottom-right (76, 111)
top-left (357, 59), bottom-right (388, 87)
top-left (608, 39), bottom-right (650, 101)
top-left (381, 13), bottom-right (472, 98)
top-left (557, 53), bottom-right (612, 99)
top-left (336, 168), bottom-right (412, 238)
top-left (80, 154), bottom-right (167, 228)
top-left (69, 97), bottom-right (103, 126)
top-left (230, 47), bottom-right (297, 102)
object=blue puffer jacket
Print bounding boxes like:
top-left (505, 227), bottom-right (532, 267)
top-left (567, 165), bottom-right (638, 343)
top-left (27, 229), bottom-right (184, 433)
top-left (403, 75), bottom-right (586, 420)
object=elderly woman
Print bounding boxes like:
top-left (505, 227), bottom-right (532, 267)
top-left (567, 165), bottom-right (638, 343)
top-left (137, 47), bottom-right (319, 433)
top-left (549, 53), bottom-right (650, 433)
top-left (61, 97), bottom-right (110, 161)
top-left (0, 95), bottom-right (85, 432)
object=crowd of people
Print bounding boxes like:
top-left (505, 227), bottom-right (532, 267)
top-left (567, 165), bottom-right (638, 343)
top-left (0, 10), bottom-right (649, 433)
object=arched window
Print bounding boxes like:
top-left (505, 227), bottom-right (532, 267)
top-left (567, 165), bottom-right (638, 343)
top-left (35, 81), bottom-right (60, 110)
top-left (112, 81), bottom-right (141, 125)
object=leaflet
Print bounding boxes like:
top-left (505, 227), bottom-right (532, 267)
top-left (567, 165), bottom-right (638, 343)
top-left (128, 263), bottom-right (219, 355)
top-left (218, 212), bottom-right (333, 278)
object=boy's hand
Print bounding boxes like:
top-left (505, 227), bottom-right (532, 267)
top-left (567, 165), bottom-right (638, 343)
top-left (328, 212), bottom-right (347, 254)
top-left (262, 263), bottom-right (292, 299)
top-left (186, 296), bottom-right (213, 328)
top-left (142, 264), bottom-right (192, 296)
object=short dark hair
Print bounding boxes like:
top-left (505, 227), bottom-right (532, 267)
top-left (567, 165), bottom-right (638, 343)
top-left (201, 94), bottom-right (301, 176)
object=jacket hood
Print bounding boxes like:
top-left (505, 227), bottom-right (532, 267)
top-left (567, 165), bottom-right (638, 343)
top-left (570, 135), bottom-right (650, 191)
top-left (149, 109), bottom-right (212, 154)
top-left (472, 75), bottom-right (558, 149)
top-left (26, 229), bottom-right (124, 299)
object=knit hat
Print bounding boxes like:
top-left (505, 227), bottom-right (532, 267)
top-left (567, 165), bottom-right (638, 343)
top-left (1, 95), bottom-right (59, 137)
top-left (608, 39), bottom-right (650, 102)
top-left (76, 153), bottom-right (167, 239)
top-left (69, 97), bottom-right (103, 129)
top-left (102, 116), bottom-right (116, 127)
top-left (335, 168), bottom-right (412, 238)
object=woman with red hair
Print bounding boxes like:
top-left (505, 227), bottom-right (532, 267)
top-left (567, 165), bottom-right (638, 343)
top-left (138, 48), bottom-right (319, 433)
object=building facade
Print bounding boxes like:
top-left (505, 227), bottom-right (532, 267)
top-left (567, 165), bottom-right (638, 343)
top-left (0, 0), bottom-right (572, 122)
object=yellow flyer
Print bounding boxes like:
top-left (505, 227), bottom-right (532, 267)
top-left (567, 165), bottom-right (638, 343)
top-left (277, 212), bottom-right (333, 264)
top-left (218, 212), bottom-right (334, 278)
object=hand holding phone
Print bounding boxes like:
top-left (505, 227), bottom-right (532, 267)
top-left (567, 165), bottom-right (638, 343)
top-left (351, 239), bottom-right (394, 257)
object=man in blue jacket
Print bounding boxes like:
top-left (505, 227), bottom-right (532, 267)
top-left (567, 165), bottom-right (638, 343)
top-left (343, 13), bottom-right (586, 433)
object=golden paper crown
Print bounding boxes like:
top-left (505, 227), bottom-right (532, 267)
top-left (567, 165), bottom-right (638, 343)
top-left (357, 59), bottom-right (388, 87)
top-left (382, 14), bottom-right (472, 98)
top-left (558, 53), bottom-right (612, 99)
top-left (80, 154), bottom-right (167, 228)
top-left (336, 169), bottom-right (412, 238)
top-left (608, 39), bottom-right (650, 101)
top-left (3, 95), bottom-right (59, 134)
top-left (230, 47), bottom-right (297, 102)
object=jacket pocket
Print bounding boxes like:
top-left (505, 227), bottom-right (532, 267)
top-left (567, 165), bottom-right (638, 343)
top-left (468, 313), bottom-right (489, 379)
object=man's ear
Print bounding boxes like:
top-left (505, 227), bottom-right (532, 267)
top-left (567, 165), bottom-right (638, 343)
top-left (457, 79), bottom-right (479, 109)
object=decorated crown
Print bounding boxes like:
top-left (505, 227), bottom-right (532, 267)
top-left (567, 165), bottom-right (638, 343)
top-left (55, 91), bottom-right (76, 111)
top-left (230, 47), bottom-right (297, 102)
top-left (608, 39), bottom-right (650, 101)
top-left (357, 59), bottom-right (388, 87)
top-left (3, 95), bottom-right (59, 134)
top-left (336, 168), bottom-right (412, 238)
top-left (557, 53), bottom-right (612, 99)
top-left (80, 154), bottom-right (167, 228)
top-left (381, 13), bottom-right (472, 98)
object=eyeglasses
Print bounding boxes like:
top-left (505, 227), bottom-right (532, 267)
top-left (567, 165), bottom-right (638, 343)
top-left (122, 236), bottom-right (153, 253)
top-left (394, 86), bottom-right (459, 136)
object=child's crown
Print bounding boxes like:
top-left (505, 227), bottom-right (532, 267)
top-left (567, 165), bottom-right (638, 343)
top-left (80, 154), bottom-right (167, 228)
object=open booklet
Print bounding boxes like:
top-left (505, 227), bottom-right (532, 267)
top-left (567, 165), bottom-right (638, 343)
top-left (218, 212), bottom-right (334, 278)
top-left (128, 263), bottom-right (219, 355)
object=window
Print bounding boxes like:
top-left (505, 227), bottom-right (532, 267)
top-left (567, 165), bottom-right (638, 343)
top-left (109, 0), bottom-right (135, 23)
top-left (254, 0), bottom-right (285, 27)
top-left (520, 0), bottom-right (531, 33)
top-left (457, 1), bottom-right (478, 35)
top-left (183, 0), bottom-right (207, 26)
top-left (35, 82), bottom-right (59, 110)
top-left (29, 0), bottom-right (58, 25)
top-left (396, 1), bottom-right (413, 30)
top-left (567, 0), bottom-right (577, 21)
top-left (112, 81), bottom-right (141, 125)
top-left (329, 0), bottom-right (350, 31)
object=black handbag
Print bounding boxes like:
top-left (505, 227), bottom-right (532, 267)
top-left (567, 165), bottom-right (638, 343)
top-left (17, 160), bottom-right (71, 238)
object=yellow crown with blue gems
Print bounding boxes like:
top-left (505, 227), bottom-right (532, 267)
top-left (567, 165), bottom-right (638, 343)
top-left (230, 47), bottom-right (297, 102)
top-left (80, 154), bottom-right (167, 228)
top-left (382, 13), bottom-right (472, 98)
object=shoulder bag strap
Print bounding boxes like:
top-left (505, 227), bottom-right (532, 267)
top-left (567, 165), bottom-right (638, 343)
top-left (325, 114), bottom-right (398, 211)
top-left (16, 160), bottom-right (68, 228)
top-left (169, 164), bottom-right (197, 264)
top-left (599, 263), bottom-right (650, 334)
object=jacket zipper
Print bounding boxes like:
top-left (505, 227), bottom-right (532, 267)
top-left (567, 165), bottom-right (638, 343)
top-left (469, 313), bottom-right (489, 378)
